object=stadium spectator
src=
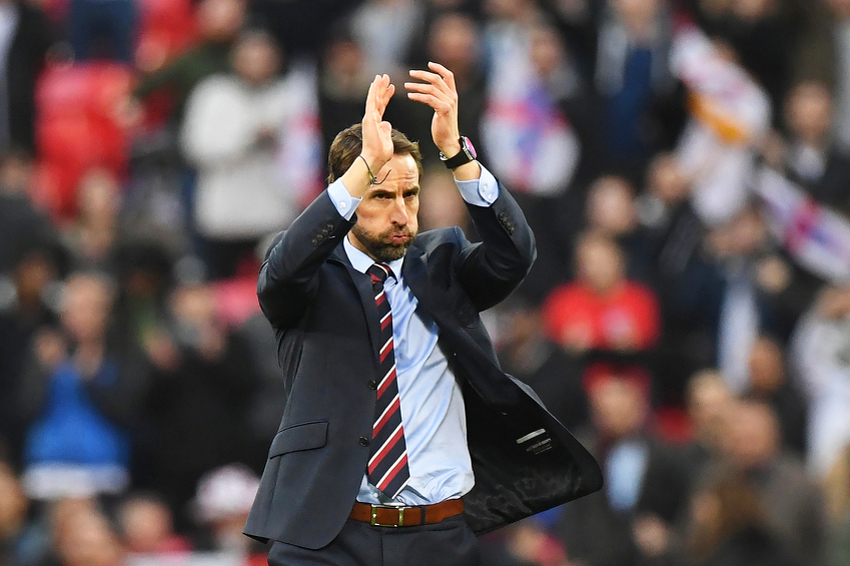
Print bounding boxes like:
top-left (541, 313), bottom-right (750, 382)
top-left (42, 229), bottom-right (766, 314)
top-left (181, 28), bottom-right (321, 279)
top-left (542, 232), bottom-right (660, 371)
top-left (781, 79), bottom-right (850, 217)
top-left (133, 279), bottom-right (258, 531)
top-left (555, 373), bottom-right (691, 566)
top-left (15, 271), bottom-right (141, 502)
top-left (678, 467), bottom-right (802, 566)
top-left (117, 491), bottom-right (190, 554)
top-left (704, 399), bottom-right (827, 565)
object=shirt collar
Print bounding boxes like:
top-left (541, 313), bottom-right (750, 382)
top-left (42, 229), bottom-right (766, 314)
top-left (343, 234), bottom-right (404, 280)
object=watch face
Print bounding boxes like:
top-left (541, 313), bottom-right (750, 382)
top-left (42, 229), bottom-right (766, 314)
top-left (462, 136), bottom-right (477, 158)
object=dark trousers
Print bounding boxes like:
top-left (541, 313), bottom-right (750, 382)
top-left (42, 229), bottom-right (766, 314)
top-left (268, 516), bottom-right (481, 566)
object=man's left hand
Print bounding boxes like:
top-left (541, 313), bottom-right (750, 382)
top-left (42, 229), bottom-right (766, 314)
top-left (405, 62), bottom-right (463, 157)
top-left (406, 62), bottom-right (480, 180)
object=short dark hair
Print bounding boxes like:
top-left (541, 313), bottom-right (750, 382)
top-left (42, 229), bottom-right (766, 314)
top-left (327, 124), bottom-right (422, 183)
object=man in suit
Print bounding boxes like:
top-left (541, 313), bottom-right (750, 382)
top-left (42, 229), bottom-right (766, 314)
top-left (244, 63), bottom-right (602, 566)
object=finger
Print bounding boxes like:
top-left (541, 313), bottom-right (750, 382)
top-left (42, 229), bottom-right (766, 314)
top-left (427, 61), bottom-right (457, 93)
top-left (408, 69), bottom-right (454, 98)
top-left (364, 74), bottom-right (381, 116)
top-left (376, 81), bottom-right (395, 115)
top-left (406, 92), bottom-right (453, 113)
top-left (404, 81), bottom-right (456, 111)
top-left (403, 81), bottom-right (453, 104)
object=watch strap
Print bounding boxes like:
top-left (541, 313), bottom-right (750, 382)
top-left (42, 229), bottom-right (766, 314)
top-left (440, 136), bottom-right (475, 169)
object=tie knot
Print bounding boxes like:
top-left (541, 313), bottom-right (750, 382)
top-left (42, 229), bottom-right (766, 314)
top-left (367, 263), bottom-right (392, 285)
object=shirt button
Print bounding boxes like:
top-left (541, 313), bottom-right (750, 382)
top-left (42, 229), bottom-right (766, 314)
top-left (339, 201), bottom-right (347, 209)
top-left (367, 380), bottom-right (377, 390)
top-left (359, 437), bottom-right (370, 447)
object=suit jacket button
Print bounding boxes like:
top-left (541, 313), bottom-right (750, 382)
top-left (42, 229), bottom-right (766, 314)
top-left (359, 437), bottom-right (370, 447)
top-left (367, 380), bottom-right (377, 390)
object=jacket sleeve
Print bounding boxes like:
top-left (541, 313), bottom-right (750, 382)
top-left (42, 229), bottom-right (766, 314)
top-left (455, 180), bottom-right (537, 311)
top-left (257, 190), bottom-right (356, 328)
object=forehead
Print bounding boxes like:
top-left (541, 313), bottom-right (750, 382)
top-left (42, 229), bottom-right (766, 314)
top-left (365, 154), bottom-right (420, 194)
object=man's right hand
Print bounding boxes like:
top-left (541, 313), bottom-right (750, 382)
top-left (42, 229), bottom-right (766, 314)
top-left (342, 74), bottom-right (395, 197)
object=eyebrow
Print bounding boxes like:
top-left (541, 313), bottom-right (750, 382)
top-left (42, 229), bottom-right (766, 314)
top-left (367, 185), bottom-right (421, 197)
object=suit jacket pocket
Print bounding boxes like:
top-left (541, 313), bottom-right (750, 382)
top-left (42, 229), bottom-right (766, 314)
top-left (268, 420), bottom-right (328, 458)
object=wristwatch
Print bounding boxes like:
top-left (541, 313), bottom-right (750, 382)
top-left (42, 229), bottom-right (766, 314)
top-left (439, 136), bottom-right (477, 169)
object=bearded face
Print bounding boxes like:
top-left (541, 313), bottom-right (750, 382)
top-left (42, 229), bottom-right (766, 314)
top-left (348, 153), bottom-right (421, 263)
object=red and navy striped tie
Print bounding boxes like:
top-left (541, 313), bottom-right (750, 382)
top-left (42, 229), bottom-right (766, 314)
top-left (366, 262), bottom-right (410, 499)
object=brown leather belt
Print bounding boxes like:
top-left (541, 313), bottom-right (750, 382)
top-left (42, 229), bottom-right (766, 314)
top-left (349, 499), bottom-right (464, 527)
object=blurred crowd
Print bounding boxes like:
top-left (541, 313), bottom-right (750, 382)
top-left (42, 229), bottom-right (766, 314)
top-left (0, 0), bottom-right (849, 565)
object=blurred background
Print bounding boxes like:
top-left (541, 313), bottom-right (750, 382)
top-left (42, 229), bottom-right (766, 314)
top-left (0, 0), bottom-right (849, 565)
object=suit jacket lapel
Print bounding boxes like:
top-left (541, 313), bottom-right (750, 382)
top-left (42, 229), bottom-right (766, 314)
top-left (403, 244), bottom-right (468, 340)
top-left (329, 245), bottom-right (382, 360)
top-left (402, 244), bottom-right (444, 323)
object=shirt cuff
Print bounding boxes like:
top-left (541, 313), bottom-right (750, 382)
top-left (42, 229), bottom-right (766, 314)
top-left (455, 163), bottom-right (500, 207)
top-left (328, 179), bottom-right (361, 220)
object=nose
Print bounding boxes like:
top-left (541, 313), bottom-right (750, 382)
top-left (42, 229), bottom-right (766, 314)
top-left (390, 195), bottom-right (409, 226)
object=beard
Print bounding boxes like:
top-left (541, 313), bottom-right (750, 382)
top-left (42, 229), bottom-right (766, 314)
top-left (350, 223), bottom-right (416, 262)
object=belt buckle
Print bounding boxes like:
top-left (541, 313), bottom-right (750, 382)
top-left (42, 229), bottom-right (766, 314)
top-left (370, 504), bottom-right (404, 527)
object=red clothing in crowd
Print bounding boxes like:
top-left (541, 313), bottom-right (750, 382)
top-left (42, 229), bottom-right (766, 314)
top-left (542, 281), bottom-right (660, 352)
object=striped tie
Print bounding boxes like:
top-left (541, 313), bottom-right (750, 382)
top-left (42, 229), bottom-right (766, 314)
top-left (366, 262), bottom-right (410, 499)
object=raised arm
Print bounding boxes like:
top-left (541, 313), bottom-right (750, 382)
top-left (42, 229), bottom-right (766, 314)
top-left (405, 63), bottom-right (536, 310)
top-left (257, 74), bottom-right (397, 327)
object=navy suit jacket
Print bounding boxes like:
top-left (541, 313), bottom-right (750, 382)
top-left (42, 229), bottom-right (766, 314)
top-left (243, 180), bottom-right (602, 549)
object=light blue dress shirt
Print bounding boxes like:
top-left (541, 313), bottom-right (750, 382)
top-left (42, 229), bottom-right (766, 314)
top-left (327, 162), bottom-right (500, 506)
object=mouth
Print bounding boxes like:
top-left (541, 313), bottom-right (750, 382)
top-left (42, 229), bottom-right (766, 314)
top-left (387, 230), bottom-right (412, 245)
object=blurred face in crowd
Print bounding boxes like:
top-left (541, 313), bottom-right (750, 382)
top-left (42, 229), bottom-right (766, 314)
top-left (418, 169), bottom-right (467, 231)
top-left (588, 376), bottom-right (648, 440)
top-left (816, 285), bottom-right (850, 320)
top-left (612, 0), bottom-right (660, 36)
top-left (428, 13), bottom-right (478, 77)
top-left (484, 0), bottom-right (535, 21)
top-left (722, 401), bottom-right (780, 469)
top-left (119, 496), bottom-right (175, 554)
top-left (171, 283), bottom-right (217, 329)
top-left (747, 336), bottom-right (785, 395)
top-left (0, 152), bottom-right (33, 195)
top-left (785, 81), bottom-right (832, 146)
top-left (586, 176), bottom-right (637, 238)
top-left (350, 154), bottom-right (421, 262)
top-left (576, 233), bottom-right (626, 295)
top-left (498, 302), bottom-right (541, 350)
top-left (55, 506), bottom-right (123, 566)
top-left (530, 24), bottom-right (567, 79)
top-left (731, 0), bottom-right (776, 20)
top-left (325, 39), bottom-right (363, 79)
top-left (14, 250), bottom-right (57, 306)
top-left (647, 153), bottom-right (689, 205)
top-left (233, 32), bottom-right (281, 87)
top-left (60, 273), bottom-right (115, 344)
top-left (0, 463), bottom-right (28, 538)
top-left (686, 471), bottom-right (764, 558)
top-left (198, 0), bottom-right (246, 42)
top-left (707, 207), bottom-right (767, 259)
top-left (77, 169), bottom-right (120, 223)
top-left (686, 370), bottom-right (733, 449)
